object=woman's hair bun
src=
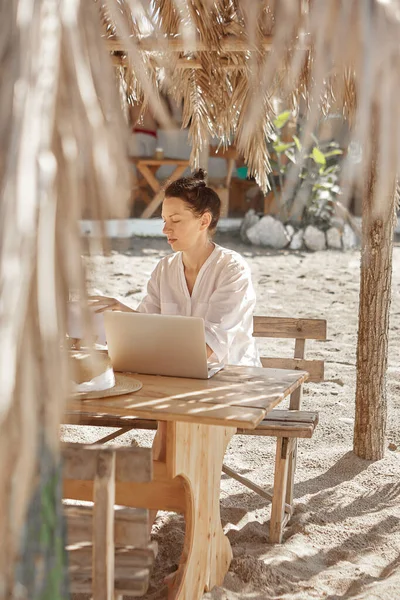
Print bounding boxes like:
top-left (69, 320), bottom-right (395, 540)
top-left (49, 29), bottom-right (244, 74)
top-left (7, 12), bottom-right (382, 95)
top-left (164, 167), bottom-right (221, 233)
top-left (192, 168), bottom-right (207, 183)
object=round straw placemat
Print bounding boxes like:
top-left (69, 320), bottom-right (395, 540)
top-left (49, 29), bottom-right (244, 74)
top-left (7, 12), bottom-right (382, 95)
top-left (72, 374), bottom-right (142, 400)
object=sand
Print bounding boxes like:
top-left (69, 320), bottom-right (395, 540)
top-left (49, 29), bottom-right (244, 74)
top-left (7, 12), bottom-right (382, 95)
top-left (63, 233), bottom-right (400, 600)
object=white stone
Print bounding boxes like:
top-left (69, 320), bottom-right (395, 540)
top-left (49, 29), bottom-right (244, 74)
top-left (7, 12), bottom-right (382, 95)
top-left (326, 227), bottom-right (342, 250)
top-left (246, 223), bottom-right (261, 245)
top-left (304, 225), bottom-right (326, 251)
top-left (240, 209), bottom-right (260, 243)
top-left (247, 215), bottom-right (290, 249)
top-left (289, 229), bottom-right (304, 250)
top-left (286, 224), bottom-right (295, 240)
top-left (342, 223), bottom-right (358, 249)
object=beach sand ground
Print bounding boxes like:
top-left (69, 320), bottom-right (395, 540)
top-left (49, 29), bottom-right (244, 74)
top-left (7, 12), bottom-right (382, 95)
top-left (64, 233), bottom-right (400, 600)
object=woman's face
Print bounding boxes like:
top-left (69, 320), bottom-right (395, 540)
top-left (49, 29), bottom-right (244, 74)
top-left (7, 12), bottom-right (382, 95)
top-left (162, 196), bottom-right (210, 252)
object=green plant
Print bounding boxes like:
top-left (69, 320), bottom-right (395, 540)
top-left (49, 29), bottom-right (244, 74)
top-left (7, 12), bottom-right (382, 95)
top-left (267, 110), bottom-right (343, 228)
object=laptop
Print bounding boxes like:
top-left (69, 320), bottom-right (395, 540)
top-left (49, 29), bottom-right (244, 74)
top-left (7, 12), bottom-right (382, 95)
top-left (103, 311), bottom-right (224, 379)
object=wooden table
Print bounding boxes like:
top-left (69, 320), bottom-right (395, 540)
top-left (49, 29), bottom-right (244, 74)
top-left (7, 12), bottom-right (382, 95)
top-left (64, 366), bottom-right (307, 600)
top-left (130, 157), bottom-right (190, 218)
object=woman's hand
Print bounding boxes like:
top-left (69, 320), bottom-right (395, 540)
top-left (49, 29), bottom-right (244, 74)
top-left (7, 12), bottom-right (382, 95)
top-left (88, 295), bottom-right (136, 314)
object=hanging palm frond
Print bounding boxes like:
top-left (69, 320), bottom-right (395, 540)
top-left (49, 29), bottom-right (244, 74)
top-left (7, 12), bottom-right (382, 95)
top-left (152, 0), bottom-right (181, 36)
top-left (179, 63), bottom-right (215, 165)
top-left (0, 0), bottom-right (130, 594)
top-left (96, 0), bottom-right (400, 199)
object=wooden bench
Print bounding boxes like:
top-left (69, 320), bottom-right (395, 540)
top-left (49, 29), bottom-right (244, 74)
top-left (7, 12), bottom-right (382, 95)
top-left (62, 443), bottom-right (156, 599)
top-left (223, 316), bottom-right (326, 543)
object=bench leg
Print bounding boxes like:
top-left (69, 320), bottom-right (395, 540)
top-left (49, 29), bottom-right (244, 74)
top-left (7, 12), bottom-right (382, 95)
top-left (284, 380), bottom-right (302, 522)
top-left (269, 437), bottom-right (295, 544)
top-left (285, 439), bottom-right (297, 509)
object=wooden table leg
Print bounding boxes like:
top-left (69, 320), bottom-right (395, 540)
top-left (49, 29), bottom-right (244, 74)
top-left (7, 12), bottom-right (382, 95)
top-left (133, 164), bottom-right (159, 211)
top-left (136, 163), bottom-right (161, 194)
top-left (164, 421), bottom-right (236, 599)
top-left (130, 167), bottom-right (138, 216)
top-left (140, 189), bottom-right (164, 219)
top-left (225, 158), bottom-right (235, 189)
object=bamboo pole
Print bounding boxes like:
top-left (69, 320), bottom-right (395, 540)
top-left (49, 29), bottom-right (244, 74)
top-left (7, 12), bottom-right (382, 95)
top-left (105, 34), bottom-right (273, 53)
top-left (111, 54), bottom-right (246, 70)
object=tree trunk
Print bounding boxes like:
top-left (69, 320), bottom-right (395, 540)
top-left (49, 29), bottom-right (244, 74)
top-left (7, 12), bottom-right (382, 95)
top-left (353, 156), bottom-right (397, 460)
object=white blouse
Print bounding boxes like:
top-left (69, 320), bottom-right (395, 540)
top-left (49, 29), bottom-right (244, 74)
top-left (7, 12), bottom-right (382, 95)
top-left (137, 244), bottom-right (261, 367)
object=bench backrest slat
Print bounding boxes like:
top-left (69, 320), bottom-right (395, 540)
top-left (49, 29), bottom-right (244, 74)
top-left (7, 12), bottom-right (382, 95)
top-left (253, 316), bottom-right (327, 340)
top-left (253, 316), bottom-right (327, 400)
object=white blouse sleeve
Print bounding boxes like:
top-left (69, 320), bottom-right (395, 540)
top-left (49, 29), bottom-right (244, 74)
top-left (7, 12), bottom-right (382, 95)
top-left (136, 263), bottom-right (161, 314)
top-left (204, 262), bottom-right (256, 363)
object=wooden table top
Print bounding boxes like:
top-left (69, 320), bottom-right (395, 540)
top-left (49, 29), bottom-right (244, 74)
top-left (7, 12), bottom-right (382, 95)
top-left (66, 366), bottom-right (308, 430)
top-left (129, 157), bottom-right (190, 166)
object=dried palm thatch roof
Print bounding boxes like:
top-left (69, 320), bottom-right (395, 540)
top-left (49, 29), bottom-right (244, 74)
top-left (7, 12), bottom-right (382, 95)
top-left (100, 0), bottom-right (400, 205)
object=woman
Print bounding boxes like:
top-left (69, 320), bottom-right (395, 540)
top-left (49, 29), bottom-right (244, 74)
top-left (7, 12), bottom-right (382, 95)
top-left (90, 169), bottom-right (261, 367)
top-left (91, 169), bottom-right (261, 533)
